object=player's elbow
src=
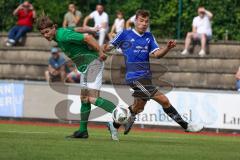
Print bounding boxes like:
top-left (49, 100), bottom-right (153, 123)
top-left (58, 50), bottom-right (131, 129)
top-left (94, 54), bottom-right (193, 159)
top-left (84, 34), bottom-right (93, 42)
top-left (153, 52), bottom-right (162, 59)
top-left (156, 56), bottom-right (162, 59)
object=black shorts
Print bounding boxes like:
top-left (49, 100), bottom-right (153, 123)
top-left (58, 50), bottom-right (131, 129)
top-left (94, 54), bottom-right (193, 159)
top-left (129, 78), bottom-right (158, 101)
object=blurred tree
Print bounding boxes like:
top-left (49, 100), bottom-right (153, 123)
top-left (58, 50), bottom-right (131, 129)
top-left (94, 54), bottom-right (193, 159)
top-left (0, 0), bottom-right (239, 41)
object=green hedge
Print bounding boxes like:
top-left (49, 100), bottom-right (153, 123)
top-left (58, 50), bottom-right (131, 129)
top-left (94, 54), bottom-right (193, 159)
top-left (1, 0), bottom-right (240, 40)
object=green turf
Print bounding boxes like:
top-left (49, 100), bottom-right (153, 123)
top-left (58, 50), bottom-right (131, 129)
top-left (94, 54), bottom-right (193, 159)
top-left (0, 124), bottom-right (240, 160)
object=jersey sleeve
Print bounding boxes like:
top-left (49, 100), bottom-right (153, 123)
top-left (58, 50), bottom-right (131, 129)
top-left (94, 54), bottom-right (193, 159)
top-left (192, 17), bottom-right (197, 27)
top-left (110, 30), bottom-right (125, 47)
top-left (113, 19), bottom-right (117, 26)
top-left (76, 11), bottom-right (82, 18)
top-left (64, 13), bottom-right (68, 20)
top-left (149, 34), bottom-right (159, 54)
top-left (129, 15), bottom-right (136, 22)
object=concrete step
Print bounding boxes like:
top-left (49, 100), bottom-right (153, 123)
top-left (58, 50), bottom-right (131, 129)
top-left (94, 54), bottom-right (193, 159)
top-left (0, 64), bottom-right (46, 80)
top-left (0, 48), bottom-right (50, 65)
top-left (103, 53), bottom-right (237, 90)
top-left (151, 58), bottom-right (240, 74)
top-left (158, 40), bottom-right (240, 57)
top-left (0, 32), bottom-right (57, 48)
top-left (0, 36), bottom-right (239, 90)
top-left (1, 32), bottom-right (240, 56)
top-left (161, 72), bottom-right (235, 90)
top-left (104, 54), bottom-right (240, 74)
top-left (103, 68), bottom-right (236, 90)
top-left (1, 47), bottom-right (239, 72)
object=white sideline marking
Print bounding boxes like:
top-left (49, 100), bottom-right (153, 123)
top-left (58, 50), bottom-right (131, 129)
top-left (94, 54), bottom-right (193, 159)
top-left (0, 131), bottom-right (48, 134)
top-left (127, 135), bottom-right (183, 140)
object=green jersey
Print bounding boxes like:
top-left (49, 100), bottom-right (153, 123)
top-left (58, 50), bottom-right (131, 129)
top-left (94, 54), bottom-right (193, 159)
top-left (54, 27), bottom-right (98, 72)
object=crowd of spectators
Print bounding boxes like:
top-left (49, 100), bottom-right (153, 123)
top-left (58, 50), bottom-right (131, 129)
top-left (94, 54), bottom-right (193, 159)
top-left (3, 1), bottom-right (240, 91)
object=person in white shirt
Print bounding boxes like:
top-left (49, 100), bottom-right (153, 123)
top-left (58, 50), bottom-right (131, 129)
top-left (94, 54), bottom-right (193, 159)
top-left (83, 4), bottom-right (109, 46)
top-left (126, 14), bottom-right (150, 32)
top-left (181, 7), bottom-right (213, 56)
top-left (108, 11), bottom-right (125, 40)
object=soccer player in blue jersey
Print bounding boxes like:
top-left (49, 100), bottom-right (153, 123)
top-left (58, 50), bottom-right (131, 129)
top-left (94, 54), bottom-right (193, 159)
top-left (104, 10), bottom-right (204, 139)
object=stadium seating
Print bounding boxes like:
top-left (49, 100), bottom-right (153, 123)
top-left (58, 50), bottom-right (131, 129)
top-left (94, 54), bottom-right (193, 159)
top-left (104, 41), bottom-right (240, 90)
top-left (0, 33), bottom-right (239, 90)
top-left (0, 33), bottom-right (55, 81)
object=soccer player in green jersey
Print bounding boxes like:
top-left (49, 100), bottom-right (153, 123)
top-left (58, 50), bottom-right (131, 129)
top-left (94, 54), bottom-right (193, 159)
top-left (37, 15), bottom-right (119, 140)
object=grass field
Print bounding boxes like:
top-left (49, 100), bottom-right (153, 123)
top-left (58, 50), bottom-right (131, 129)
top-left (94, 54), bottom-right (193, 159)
top-left (0, 122), bottom-right (240, 160)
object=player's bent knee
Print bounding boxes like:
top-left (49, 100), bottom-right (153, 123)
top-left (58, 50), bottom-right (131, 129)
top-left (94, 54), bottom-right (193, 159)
top-left (133, 105), bottom-right (145, 114)
top-left (84, 34), bottom-right (90, 40)
top-left (135, 108), bottom-right (144, 114)
top-left (161, 98), bottom-right (171, 108)
top-left (88, 96), bottom-right (97, 104)
top-left (132, 99), bottom-right (147, 113)
top-left (80, 96), bottom-right (89, 103)
top-left (155, 95), bottom-right (170, 108)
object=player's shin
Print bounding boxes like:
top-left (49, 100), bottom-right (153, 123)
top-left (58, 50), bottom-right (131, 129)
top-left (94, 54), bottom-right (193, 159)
top-left (94, 97), bottom-right (121, 129)
top-left (95, 97), bottom-right (116, 113)
top-left (79, 102), bottom-right (91, 132)
top-left (163, 105), bottom-right (188, 129)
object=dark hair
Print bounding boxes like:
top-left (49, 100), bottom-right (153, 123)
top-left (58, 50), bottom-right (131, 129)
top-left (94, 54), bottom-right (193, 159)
top-left (37, 14), bottom-right (54, 30)
top-left (96, 3), bottom-right (104, 7)
top-left (198, 6), bottom-right (204, 9)
top-left (136, 9), bottom-right (150, 19)
top-left (116, 11), bottom-right (123, 16)
top-left (68, 2), bottom-right (76, 7)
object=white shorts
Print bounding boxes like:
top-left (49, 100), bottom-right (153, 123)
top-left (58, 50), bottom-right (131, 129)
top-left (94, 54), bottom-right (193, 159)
top-left (193, 33), bottom-right (212, 41)
top-left (80, 59), bottom-right (104, 90)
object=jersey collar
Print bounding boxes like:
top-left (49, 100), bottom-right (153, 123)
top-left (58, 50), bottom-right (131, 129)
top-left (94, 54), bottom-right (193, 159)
top-left (132, 29), bottom-right (145, 37)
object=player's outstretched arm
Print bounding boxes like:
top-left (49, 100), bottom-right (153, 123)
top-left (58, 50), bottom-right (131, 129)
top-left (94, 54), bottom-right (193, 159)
top-left (153, 40), bottom-right (176, 59)
top-left (74, 27), bottom-right (98, 34)
top-left (84, 34), bottom-right (107, 61)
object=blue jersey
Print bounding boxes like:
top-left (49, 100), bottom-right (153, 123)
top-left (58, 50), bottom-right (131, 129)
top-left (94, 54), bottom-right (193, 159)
top-left (110, 29), bottom-right (159, 83)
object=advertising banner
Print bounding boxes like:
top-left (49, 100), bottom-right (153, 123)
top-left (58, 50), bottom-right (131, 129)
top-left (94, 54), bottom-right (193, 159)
top-left (0, 82), bottom-right (24, 117)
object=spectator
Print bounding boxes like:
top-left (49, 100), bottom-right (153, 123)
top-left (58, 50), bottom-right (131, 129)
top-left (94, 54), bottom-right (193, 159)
top-left (45, 47), bottom-right (66, 82)
top-left (126, 14), bottom-right (150, 31)
top-left (83, 4), bottom-right (109, 46)
top-left (235, 66), bottom-right (240, 91)
top-left (6, 1), bottom-right (36, 47)
top-left (181, 6), bottom-right (213, 56)
top-left (65, 60), bottom-right (81, 83)
top-left (62, 3), bottom-right (82, 28)
top-left (108, 11), bottom-right (125, 40)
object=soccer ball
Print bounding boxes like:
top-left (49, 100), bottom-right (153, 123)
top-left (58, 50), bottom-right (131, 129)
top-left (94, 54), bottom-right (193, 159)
top-left (112, 105), bottom-right (130, 124)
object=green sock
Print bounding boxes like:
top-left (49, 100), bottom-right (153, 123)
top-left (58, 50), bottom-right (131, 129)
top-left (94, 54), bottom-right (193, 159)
top-left (95, 97), bottom-right (116, 113)
top-left (79, 102), bottom-right (91, 132)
